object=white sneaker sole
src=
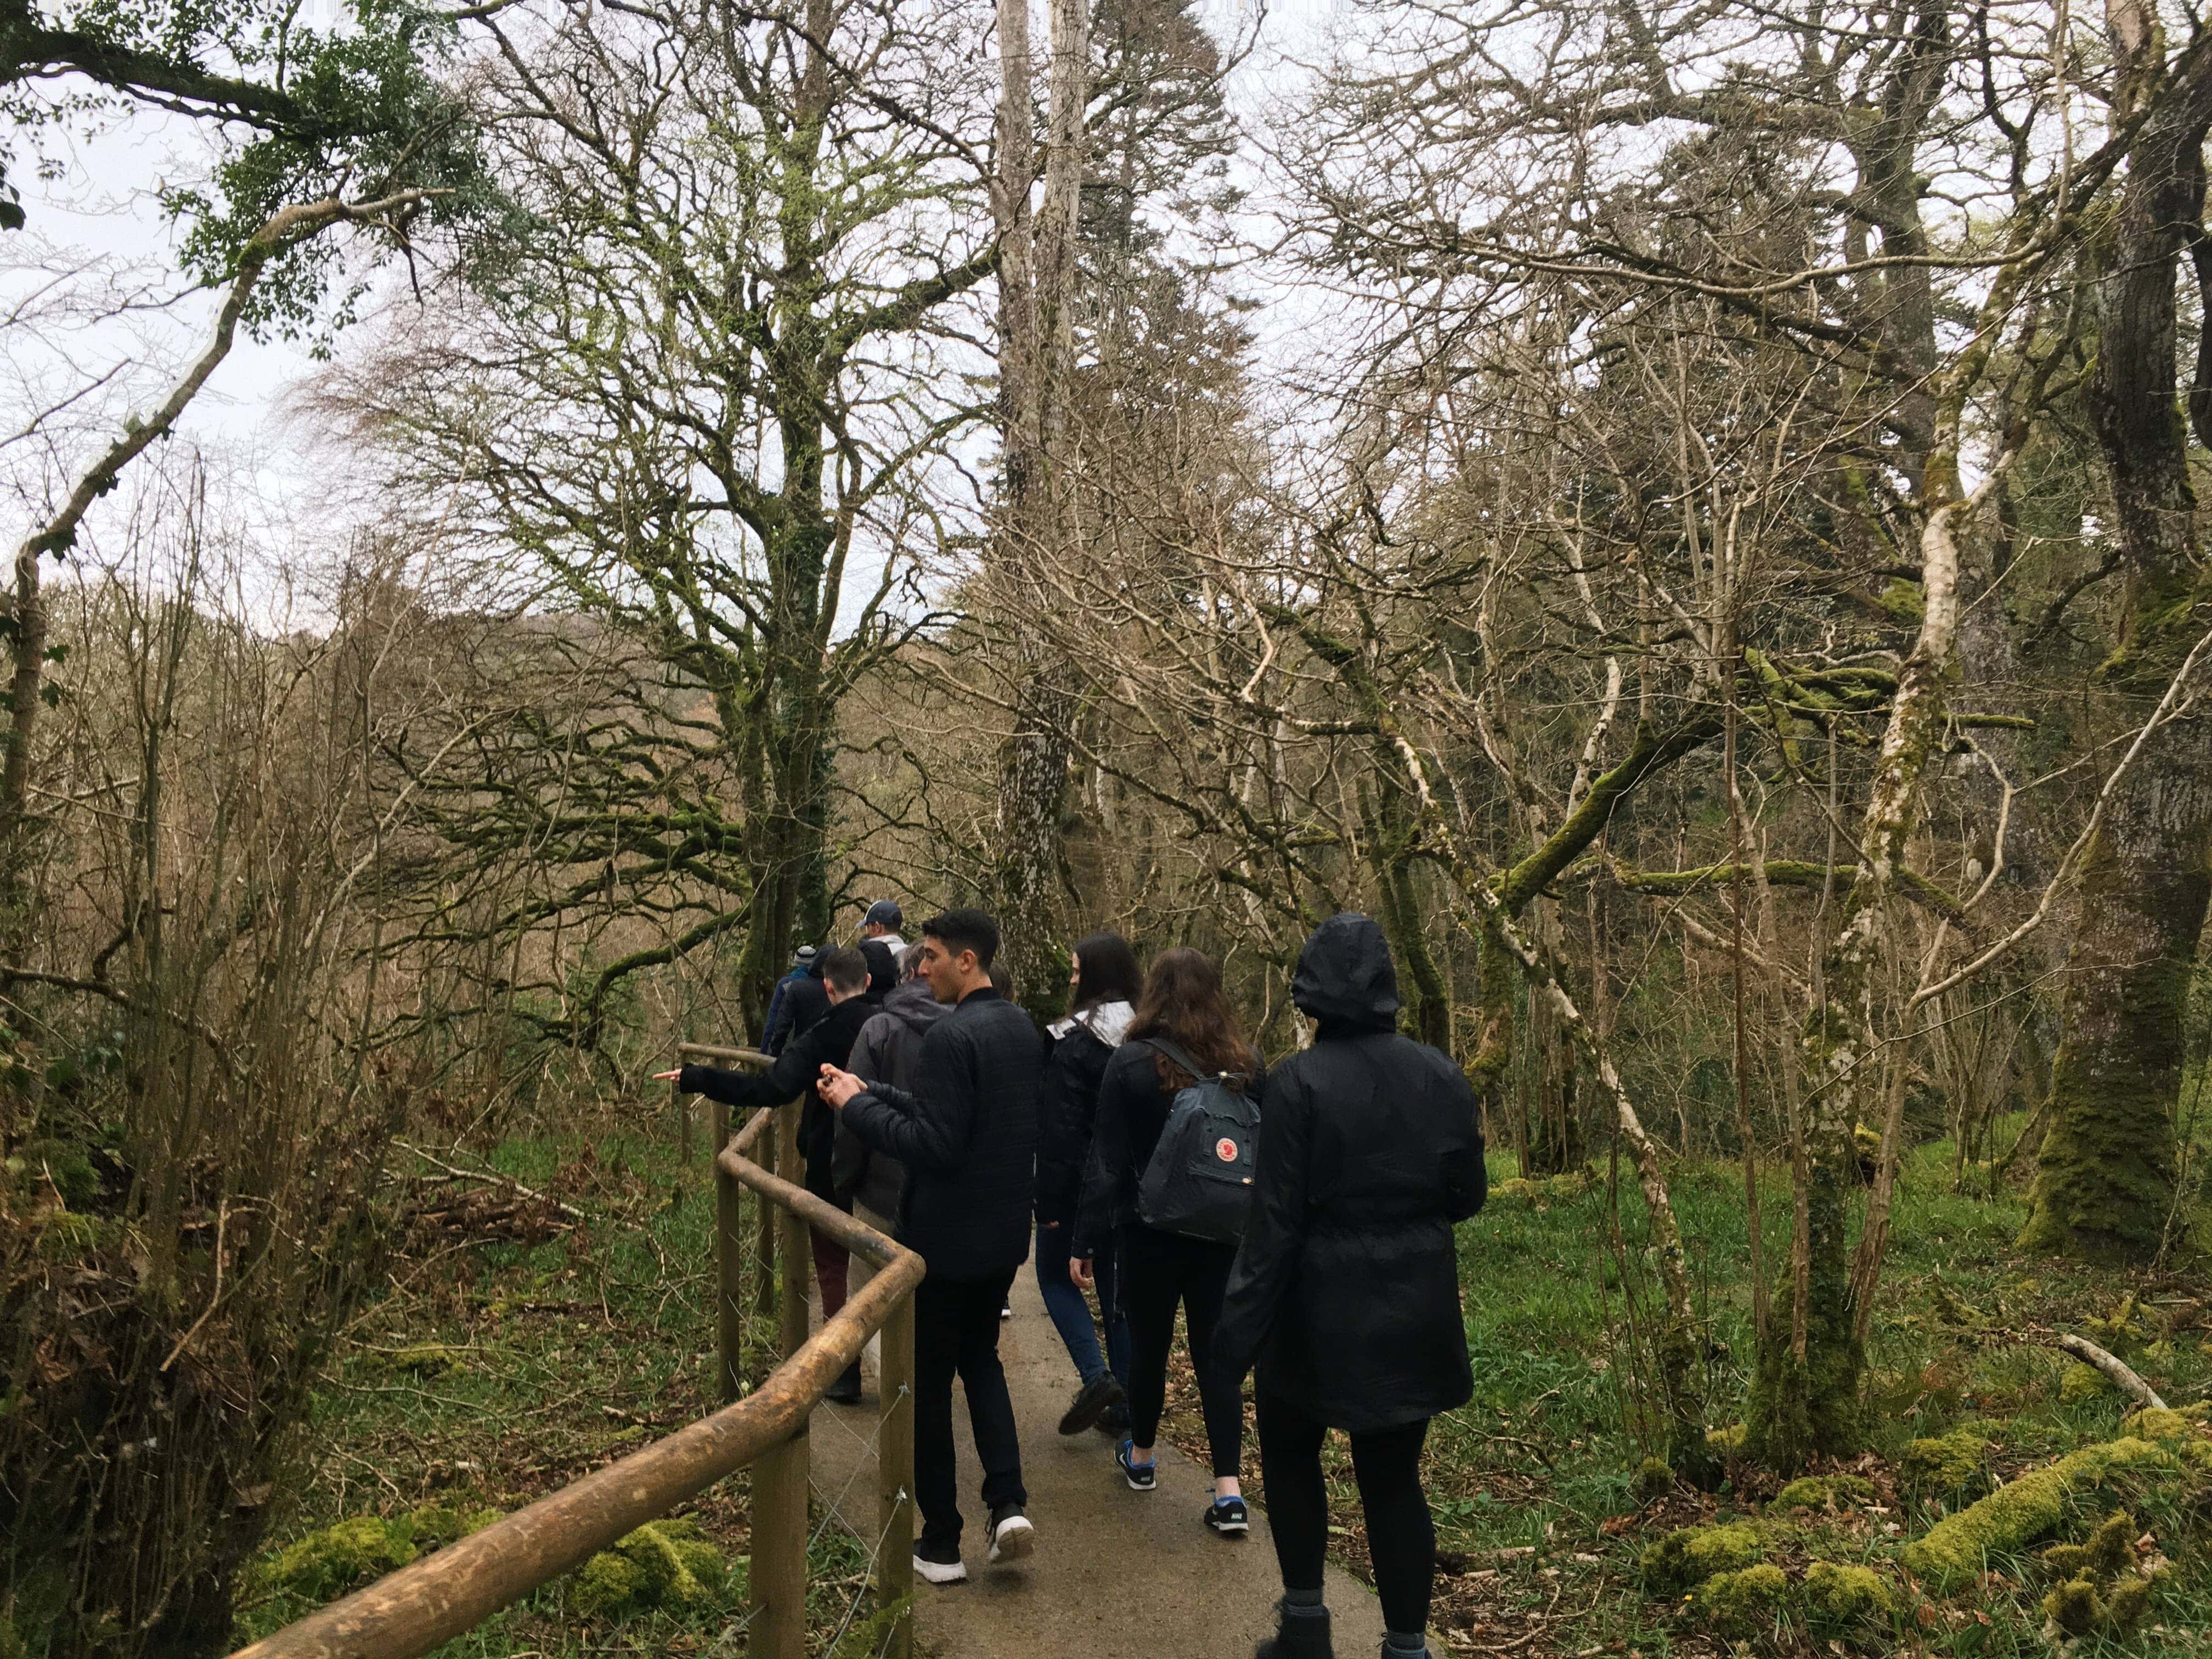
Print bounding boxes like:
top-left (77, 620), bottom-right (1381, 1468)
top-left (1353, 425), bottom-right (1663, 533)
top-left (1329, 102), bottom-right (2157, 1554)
top-left (987, 1514), bottom-right (1035, 1563)
top-left (1208, 1516), bottom-right (1250, 1534)
top-left (913, 1554), bottom-right (968, 1584)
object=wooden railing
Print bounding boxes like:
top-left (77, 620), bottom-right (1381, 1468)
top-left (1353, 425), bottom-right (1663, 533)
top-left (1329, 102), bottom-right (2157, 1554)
top-left (229, 1046), bottom-right (917, 1659)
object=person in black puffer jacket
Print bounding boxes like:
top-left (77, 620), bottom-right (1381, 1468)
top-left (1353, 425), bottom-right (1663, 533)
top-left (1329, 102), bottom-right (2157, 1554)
top-left (1034, 931), bottom-right (1141, 1436)
top-left (1218, 913), bottom-right (1486, 1659)
top-left (661, 946), bottom-right (883, 1403)
top-left (1073, 946), bottom-right (1263, 1538)
top-left (818, 909), bottom-right (1044, 1582)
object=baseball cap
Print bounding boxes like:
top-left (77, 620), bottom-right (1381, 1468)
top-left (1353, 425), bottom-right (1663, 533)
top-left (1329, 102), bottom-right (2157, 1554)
top-left (864, 899), bottom-right (904, 929)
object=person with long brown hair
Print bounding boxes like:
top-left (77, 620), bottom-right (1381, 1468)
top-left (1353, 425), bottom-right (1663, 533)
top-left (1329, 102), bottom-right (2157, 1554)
top-left (1072, 945), bottom-right (1262, 1536)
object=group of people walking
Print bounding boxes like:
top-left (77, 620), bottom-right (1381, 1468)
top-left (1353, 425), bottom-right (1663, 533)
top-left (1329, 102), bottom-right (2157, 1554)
top-left (664, 902), bottom-right (1488, 1659)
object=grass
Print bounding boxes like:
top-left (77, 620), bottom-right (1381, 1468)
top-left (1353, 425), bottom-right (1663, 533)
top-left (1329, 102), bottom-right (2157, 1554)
top-left (1151, 1134), bottom-right (2212, 1656)
top-left (243, 1117), bottom-right (2212, 1658)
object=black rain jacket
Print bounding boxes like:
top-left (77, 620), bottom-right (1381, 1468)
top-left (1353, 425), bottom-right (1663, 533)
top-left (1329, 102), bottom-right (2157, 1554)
top-left (1035, 1000), bottom-right (1133, 1229)
top-left (839, 986), bottom-right (1042, 1279)
top-left (1216, 913), bottom-right (1486, 1432)
top-left (680, 991), bottom-right (878, 1204)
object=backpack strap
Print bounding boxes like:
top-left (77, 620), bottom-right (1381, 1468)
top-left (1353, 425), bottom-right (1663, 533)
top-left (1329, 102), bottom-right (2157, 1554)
top-left (1140, 1036), bottom-right (1248, 1086)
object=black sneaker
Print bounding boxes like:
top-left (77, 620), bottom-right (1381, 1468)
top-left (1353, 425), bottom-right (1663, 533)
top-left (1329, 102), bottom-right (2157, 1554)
top-left (1096, 1400), bottom-right (1131, 1437)
top-left (1205, 1493), bottom-right (1250, 1536)
top-left (1116, 1438), bottom-right (1156, 1491)
top-left (1058, 1373), bottom-right (1126, 1436)
top-left (1254, 1600), bottom-right (1333, 1658)
top-left (825, 1362), bottom-right (862, 1405)
top-left (912, 1537), bottom-right (966, 1585)
top-left (985, 1503), bottom-right (1034, 1563)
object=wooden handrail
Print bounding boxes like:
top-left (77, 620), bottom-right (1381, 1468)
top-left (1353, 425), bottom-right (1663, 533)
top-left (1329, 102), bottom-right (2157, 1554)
top-left (233, 1053), bottom-right (919, 1659)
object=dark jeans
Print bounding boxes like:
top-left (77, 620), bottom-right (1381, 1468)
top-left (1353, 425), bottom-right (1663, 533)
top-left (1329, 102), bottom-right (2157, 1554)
top-left (1257, 1386), bottom-right (1434, 1636)
top-left (1120, 1222), bottom-right (1243, 1477)
top-left (811, 1227), bottom-right (849, 1321)
top-left (1036, 1221), bottom-right (1130, 1387)
top-left (913, 1267), bottom-right (1025, 1548)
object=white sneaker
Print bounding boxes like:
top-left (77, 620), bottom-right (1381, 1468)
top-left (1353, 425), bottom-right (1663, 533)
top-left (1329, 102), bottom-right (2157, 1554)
top-left (912, 1545), bottom-right (967, 1585)
top-left (986, 1505), bottom-right (1035, 1564)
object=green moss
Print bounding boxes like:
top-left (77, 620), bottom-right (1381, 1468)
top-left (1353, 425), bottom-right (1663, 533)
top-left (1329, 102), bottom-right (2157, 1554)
top-left (262, 1516), bottom-right (419, 1602)
top-left (2058, 1363), bottom-right (2112, 1404)
top-left (1706, 1422), bottom-right (1748, 1453)
top-left (382, 1345), bottom-right (467, 1378)
top-left (1491, 1170), bottom-right (1592, 1203)
top-left (1773, 1473), bottom-right (1875, 1511)
top-left (398, 1504), bottom-right (499, 1547)
top-left (568, 1519), bottom-right (727, 1620)
top-left (1691, 1562), bottom-right (1787, 1637)
top-left (35, 1210), bottom-right (103, 1260)
top-left (1897, 1428), bottom-right (1991, 1496)
top-left (1633, 1457), bottom-right (1674, 1501)
top-left (2038, 1511), bottom-right (2153, 1639)
top-left (1899, 1437), bottom-right (2176, 1585)
top-left (17, 1138), bottom-right (97, 1206)
top-left (2122, 1403), bottom-right (2208, 1444)
top-left (1803, 1561), bottom-right (1893, 1629)
top-left (1640, 1522), bottom-right (1765, 1592)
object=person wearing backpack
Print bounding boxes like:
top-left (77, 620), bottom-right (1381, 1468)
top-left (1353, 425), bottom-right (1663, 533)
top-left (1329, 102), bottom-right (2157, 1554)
top-left (1036, 932), bottom-right (1141, 1436)
top-left (1216, 913), bottom-right (1487, 1659)
top-left (1072, 946), bottom-right (1262, 1536)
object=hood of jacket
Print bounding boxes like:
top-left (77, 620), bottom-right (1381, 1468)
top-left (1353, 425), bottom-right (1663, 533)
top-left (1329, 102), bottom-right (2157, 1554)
top-left (882, 977), bottom-right (949, 1035)
top-left (1049, 998), bottom-right (1135, 1047)
top-left (1291, 913), bottom-right (1401, 1030)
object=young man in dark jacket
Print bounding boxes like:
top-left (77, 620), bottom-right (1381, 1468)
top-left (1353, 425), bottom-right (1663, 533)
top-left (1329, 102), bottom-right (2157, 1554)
top-left (760, 945), bottom-right (817, 1056)
top-left (661, 946), bottom-right (882, 1403)
top-left (1216, 913), bottom-right (1486, 1659)
top-left (817, 909), bottom-right (1043, 1584)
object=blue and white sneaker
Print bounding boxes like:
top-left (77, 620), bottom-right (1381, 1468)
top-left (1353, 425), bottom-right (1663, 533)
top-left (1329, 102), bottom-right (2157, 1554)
top-left (1204, 1494), bottom-right (1249, 1536)
top-left (1116, 1438), bottom-right (1157, 1492)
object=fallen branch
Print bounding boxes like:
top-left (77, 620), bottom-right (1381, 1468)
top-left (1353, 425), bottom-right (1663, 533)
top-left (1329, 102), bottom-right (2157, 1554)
top-left (393, 1138), bottom-right (583, 1222)
top-left (2050, 1332), bottom-right (2166, 1410)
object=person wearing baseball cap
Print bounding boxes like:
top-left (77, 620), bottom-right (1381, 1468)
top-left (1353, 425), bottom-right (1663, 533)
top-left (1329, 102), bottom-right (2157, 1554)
top-left (861, 900), bottom-right (906, 952)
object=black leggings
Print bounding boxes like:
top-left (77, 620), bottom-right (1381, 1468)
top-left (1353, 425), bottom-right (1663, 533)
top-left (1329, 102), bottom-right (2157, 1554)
top-left (1257, 1386), bottom-right (1434, 1637)
top-left (1119, 1223), bottom-right (1244, 1478)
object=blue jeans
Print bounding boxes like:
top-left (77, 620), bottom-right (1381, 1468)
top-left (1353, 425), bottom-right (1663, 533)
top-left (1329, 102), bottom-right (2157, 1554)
top-left (1036, 1222), bottom-right (1130, 1388)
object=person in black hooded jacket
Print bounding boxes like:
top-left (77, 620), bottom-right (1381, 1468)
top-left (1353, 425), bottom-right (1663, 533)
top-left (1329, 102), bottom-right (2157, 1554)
top-left (1217, 913), bottom-right (1486, 1659)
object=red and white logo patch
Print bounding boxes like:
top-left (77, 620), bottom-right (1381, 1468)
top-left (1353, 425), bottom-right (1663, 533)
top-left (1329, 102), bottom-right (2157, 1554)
top-left (1215, 1137), bottom-right (1239, 1163)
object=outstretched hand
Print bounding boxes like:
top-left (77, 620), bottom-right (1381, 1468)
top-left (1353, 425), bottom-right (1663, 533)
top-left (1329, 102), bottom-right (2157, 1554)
top-left (817, 1064), bottom-right (866, 1109)
top-left (653, 1069), bottom-right (682, 1083)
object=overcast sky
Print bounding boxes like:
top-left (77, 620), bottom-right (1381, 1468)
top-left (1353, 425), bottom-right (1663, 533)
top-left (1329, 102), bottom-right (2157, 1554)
top-left (2, 0), bottom-right (1338, 616)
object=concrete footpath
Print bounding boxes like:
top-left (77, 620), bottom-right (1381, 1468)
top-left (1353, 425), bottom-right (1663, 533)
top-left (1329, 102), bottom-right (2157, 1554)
top-left (803, 1251), bottom-right (1389, 1658)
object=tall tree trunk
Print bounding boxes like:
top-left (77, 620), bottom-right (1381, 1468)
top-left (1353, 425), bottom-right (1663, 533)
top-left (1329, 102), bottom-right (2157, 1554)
top-left (991, 0), bottom-right (1090, 1017)
top-left (2022, 7), bottom-right (2212, 1262)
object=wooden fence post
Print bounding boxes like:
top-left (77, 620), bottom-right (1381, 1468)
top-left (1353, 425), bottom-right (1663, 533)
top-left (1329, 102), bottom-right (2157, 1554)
top-left (749, 1098), bottom-right (813, 1659)
top-left (712, 1099), bottom-right (743, 1403)
top-left (876, 1290), bottom-right (915, 1659)
top-left (674, 1070), bottom-right (693, 1164)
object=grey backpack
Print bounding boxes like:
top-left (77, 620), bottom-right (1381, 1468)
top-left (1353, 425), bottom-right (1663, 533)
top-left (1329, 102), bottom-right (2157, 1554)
top-left (1135, 1038), bottom-right (1260, 1243)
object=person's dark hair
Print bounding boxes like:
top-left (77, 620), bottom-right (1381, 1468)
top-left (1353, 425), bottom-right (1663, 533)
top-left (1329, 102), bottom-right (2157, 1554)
top-left (1070, 932), bottom-right (1141, 1012)
top-left (988, 961), bottom-right (1013, 996)
top-left (922, 908), bottom-right (1000, 969)
top-left (857, 939), bottom-right (896, 995)
top-left (1130, 946), bottom-right (1253, 1088)
top-left (821, 946), bottom-right (869, 996)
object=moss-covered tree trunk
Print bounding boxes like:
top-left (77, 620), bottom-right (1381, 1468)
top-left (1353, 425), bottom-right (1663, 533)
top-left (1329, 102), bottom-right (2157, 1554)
top-left (2022, 12), bottom-right (2212, 1262)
